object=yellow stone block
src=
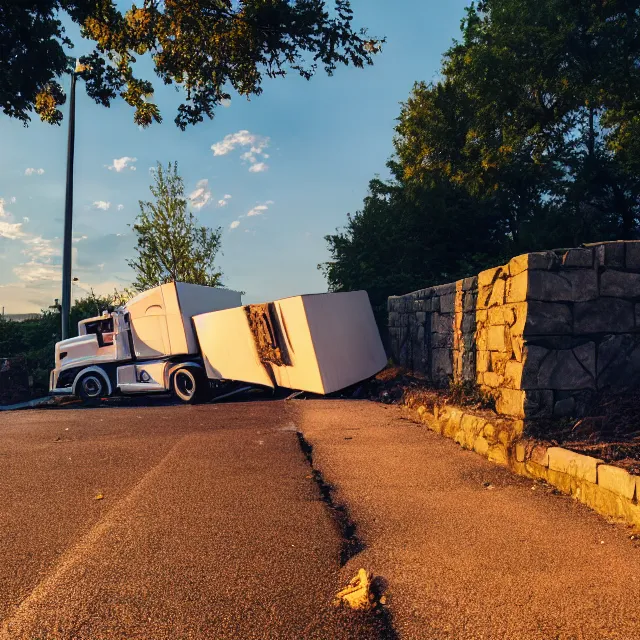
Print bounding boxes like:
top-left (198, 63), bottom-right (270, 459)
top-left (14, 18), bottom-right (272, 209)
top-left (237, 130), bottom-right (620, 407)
top-left (488, 444), bottom-right (507, 465)
top-left (487, 278), bottom-right (506, 308)
top-left (495, 388), bottom-right (525, 417)
top-left (598, 465), bottom-right (637, 501)
top-left (474, 436), bottom-right (490, 456)
top-left (487, 325), bottom-right (508, 351)
top-left (548, 447), bottom-right (602, 484)
top-left (506, 271), bottom-right (528, 303)
top-left (503, 360), bottom-right (523, 389)
top-left (515, 443), bottom-right (526, 463)
top-left (508, 253), bottom-right (530, 276)
top-left (478, 266), bottom-right (502, 287)
top-left (483, 371), bottom-right (501, 388)
top-left (476, 350), bottom-right (490, 373)
top-left (488, 307), bottom-right (504, 325)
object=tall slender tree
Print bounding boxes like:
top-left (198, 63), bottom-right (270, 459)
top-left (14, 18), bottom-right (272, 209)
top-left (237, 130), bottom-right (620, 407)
top-left (128, 162), bottom-right (223, 290)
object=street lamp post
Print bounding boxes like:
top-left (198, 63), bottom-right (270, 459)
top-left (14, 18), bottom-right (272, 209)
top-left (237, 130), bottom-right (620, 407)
top-left (60, 63), bottom-right (79, 340)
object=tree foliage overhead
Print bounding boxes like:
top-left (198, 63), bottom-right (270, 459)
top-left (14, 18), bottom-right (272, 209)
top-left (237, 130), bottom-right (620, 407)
top-left (1, 0), bottom-right (383, 128)
top-left (323, 0), bottom-right (640, 320)
top-left (129, 161), bottom-right (223, 291)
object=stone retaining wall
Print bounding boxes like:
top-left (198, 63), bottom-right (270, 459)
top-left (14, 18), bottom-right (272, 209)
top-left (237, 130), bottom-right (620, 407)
top-left (389, 241), bottom-right (640, 418)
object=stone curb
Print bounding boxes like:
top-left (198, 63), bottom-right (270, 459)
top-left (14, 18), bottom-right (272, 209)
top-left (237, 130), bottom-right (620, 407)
top-left (404, 400), bottom-right (640, 530)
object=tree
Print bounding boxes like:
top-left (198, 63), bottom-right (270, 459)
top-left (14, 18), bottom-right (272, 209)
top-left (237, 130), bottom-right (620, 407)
top-left (1, 0), bottom-right (383, 128)
top-left (129, 161), bottom-right (223, 290)
top-left (323, 0), bottom-right (640, 323)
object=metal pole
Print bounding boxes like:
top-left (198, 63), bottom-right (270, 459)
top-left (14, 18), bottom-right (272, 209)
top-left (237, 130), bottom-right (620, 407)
top-left (61, 69), bottom-right (77, 340)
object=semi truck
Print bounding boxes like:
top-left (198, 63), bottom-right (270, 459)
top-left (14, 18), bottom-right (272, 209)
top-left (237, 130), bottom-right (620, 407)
top-left (49, 282), bottom-right (387, 404)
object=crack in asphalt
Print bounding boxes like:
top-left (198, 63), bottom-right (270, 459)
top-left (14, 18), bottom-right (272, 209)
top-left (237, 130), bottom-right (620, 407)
top-left (296, 431), bottom-right (365, 566)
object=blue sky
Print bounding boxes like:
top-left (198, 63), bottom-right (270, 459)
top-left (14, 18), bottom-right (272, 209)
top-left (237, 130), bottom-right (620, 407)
top-left (0, 0), bottom-right (468, 313)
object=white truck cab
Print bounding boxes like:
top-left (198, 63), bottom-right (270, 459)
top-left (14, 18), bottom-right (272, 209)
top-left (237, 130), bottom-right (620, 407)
top-left (50, 282), bottom-right (242, 404)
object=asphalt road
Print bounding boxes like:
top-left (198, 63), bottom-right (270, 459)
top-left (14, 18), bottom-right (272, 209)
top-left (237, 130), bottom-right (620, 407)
top-left (0, 400), bottom-right (390, 640)
top-left (4, 398), bottom-right (640, 640)
top-left (297, 400), bottom-right (640, 640)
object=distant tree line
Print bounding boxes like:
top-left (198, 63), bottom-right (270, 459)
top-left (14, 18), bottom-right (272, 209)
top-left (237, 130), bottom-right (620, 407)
top-left (322, 0), bottom-right (640, 321)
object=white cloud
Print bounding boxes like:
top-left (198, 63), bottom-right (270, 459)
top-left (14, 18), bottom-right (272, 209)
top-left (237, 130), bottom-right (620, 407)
top-left (24, 168), bottom-right (45, 176)
top-left (247, 203), bottom-right (272, 217)
top-left (23, 217), bottom-right (29, 223)
top-left (211, 130), bottom-right (270, 172)
top-left (93, 201), bottom-right (111, 211)
top-left (0, 198), bottom-right (25, 239)
top-left (9, 197), bottom-right (16, 204)
top-left (107, 156), bottom-right (137, 172)
top-left (189, 179), bottom-right (212, 210)
top-left (217, 194), bottom-right (232, 207)
top-left (13, 261), bottom-right (60, 282)
top-left (73, 235), bottom-right (88, 244)
top-left (229, 220), bottom-right (240, 230)
top-left (117, 204), bottom-right (124, 211)
top-left (0, 220), bottom-right (25, 240)
top-left (22, 236), bottom-right (59, 260)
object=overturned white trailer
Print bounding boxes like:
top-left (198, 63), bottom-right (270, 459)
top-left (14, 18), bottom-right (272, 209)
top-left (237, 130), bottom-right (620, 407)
top-left (49, 282), bottom-right (386, 403)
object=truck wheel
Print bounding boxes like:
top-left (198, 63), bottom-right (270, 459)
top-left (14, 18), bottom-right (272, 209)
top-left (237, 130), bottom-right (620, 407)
top-left (77, 372), bottom-right (106, 406)
top-left (171, 368), bottom-right (203, 404)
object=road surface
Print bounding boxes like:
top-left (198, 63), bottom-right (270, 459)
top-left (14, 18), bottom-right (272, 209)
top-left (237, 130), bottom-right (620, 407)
top-left (2, 398), bottom-right (640, 639)
top-left (0, 400), bottom-right (390, 640)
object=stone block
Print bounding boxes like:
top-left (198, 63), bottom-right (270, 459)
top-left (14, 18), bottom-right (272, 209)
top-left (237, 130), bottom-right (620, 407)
top-left (525, 460), bottom-right (550, 481)
top-left (574, 298), bottom-right (634, 333)
top-left (415, 311), bottom-right (427, 324)
top-left (463, 292), bottom-right (478, 312)
top-left (562, 248), bottom-right (594, 268)
top-left (432, 312), bottom-right (453, 334)
top-left (487, 325), bottom-right (508, 351)
top-left (531, 445), bottom-right (549, 467)
top-left (547, 447), bottom-right (602, 483)
top-left (476, 350), bottom-right (490, 373)
top-left (483, 371), bottom-right (501, 387)
top-left (462, 313), bottom-right (475, 334)
top-left (522, 389), bottom-right (554, 417)
top-left (490, 350), bottom-right (510, 374)
top-left (594, 241), bottom-right (625, 268)
top-left (521, 343), bottom-right (596, 390)
top-left (511, 335), bottom-right (524, 362)
top-left (478, 266), bottom-right (502, 288)
top-left (597, 465), bottom-right (637, 501)
top-left (527, 269), bottom-right (598, 302)
top-left (554, 397), bottom-right (576, 417)
top-left (440, 293), bottom-right (456, 313)
top-left (506, 271), bottom-right (528, 303)
top-left (597, 334), bottom-right (640, 389)
top-left (625, 241), bottom-right (640, 269)
top-left (515, 443), bottom-right (526, 463)
top-left (504, 360), bottom-right (523, 389)
top-left (488, 444), bottom-right (507, 465)
top-left (488, 307), bottom-right (504, 325)
top-left (432, 349), bottom-right (453, 379)
top-left (495, 388), bottom-right (525, 417)
top-left (431, 332), bottom-right (453, 349)
top-left (433, 282), bottom-right (456, 297)
top-left (600, 270), bottom-right (640, 298)
top-left (524, 301), bottom-right (572, 335)
top-left (508, 251), bottom-right (558, 276)
top-left (474, 436), bottom-right (490, 456)
top-left (462, 276), bottom-right (478, 291)
top-left (488, 278), bottom-right (506, 307)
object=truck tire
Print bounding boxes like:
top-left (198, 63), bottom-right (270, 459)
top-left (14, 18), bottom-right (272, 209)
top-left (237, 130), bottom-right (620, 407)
top-left (77, 371), bottom-right (106, 406)
top-left (171, 367), bottom-right (204, 404)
